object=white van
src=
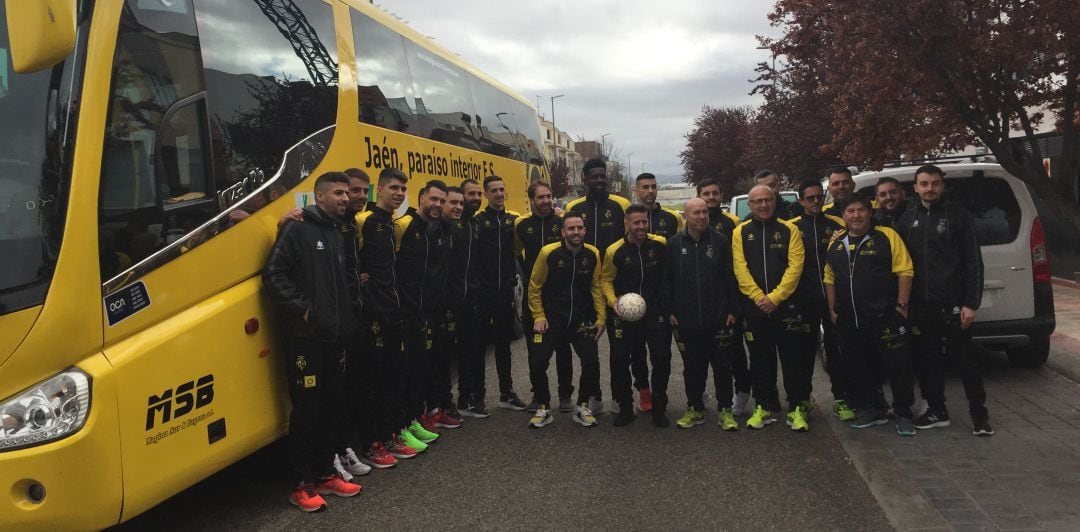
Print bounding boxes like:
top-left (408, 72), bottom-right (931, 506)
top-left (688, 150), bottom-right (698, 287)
top-left (851, 161), bottom-right (1056, 366)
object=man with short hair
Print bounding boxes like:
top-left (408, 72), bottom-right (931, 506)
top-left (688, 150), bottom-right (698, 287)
top-left (440, 186), bottom-right (472, 421)
top-left (449, 179), bottom-right (490, 418)
top-left (396, 180), bottom-right (461, 447)
top-left (897, 165), bottom-right (992, 436)
top-left (475, 175), bottom-right (527, 410)
top-left (697, 177), bottom-right (741, 237)
top-left (344, 168), bottom-right (370, 211)
top-left (264, 171), bottom-right (362, 512)
top-left (355, 168), bottom-right (419, 463)
top-left (822, 166), bottom-right (856, 215)
top-left (790, 180), bottom-right (852, 421)
top-left (698, 177), bottom-right (751, 414)
top-left (752, 169), bottom-right (803, 220)
top-left (732, 185), bottom-right (809, 431)
top-left (567, 158), bottom-right (631, 259)
top-left (664, 198), bottom-right (742, 431)
top-left (515, 181), bottom-right (575, 413)
top-left (872, 177), bottom-right (911, 228)
top-left (601, 204), bottom-right (670, 427)
top-left (526, 212), bottom-right (606, 429)
top-left (635, 173), bottom-right (682, 238)
top-left (825, 196), bottom-right (917, 436)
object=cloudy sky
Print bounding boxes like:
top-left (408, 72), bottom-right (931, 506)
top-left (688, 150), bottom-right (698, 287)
top-left (383, 1), bottom-right (780, 183)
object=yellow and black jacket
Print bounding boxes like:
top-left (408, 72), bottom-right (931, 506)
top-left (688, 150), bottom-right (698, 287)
top-left (528, 241), bottom-right (606, 328)
top-left (566, 192), bottom-right (631, 259)
top-left (732, 216), bottom-right (805, 318)
top-left (355, 205), bottom-right (401, 321)
top-left (790, 212), bottom-right (845, 306)
top-left (823, 226), bottom-right (914, 328)
top-left (514, 211), bottom-right (563, 281)
top-left (394, 213), bottom-right (449, 317)
top-left (447, 206), bottom-right (480, 307)
top-left (474, 206), bottom-right (519, 295)
top-left (645, 204), bottom-right (683, 239)
top-left (897, 200), bottom-right (984, 312)
top-left (601, 234), bottom-right (667, 317)
top-left (708, 206), bottom-right (741, 239)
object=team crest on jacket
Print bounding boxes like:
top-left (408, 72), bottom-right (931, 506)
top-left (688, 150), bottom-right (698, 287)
top-left (605, 210), bottom-right (613, 219)
top-left (551, 224), bottom-right (559, 233)
top-left (772, 231), bottom-right (782, 241)
top-left (936, 218), bottom-right (947, 234)
top-left (295, 355), bottom-right (308, 371)
top-left (865, 238), bottom-right (875, 248)
top-left (705, 245), bottom-right (714, 259)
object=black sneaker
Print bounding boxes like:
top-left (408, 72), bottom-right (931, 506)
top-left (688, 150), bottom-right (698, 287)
top-left (972, 417), bottom-right (995, 437)
top-left (914, 410), bottom-right (951, 429)
top-left (896, 417), bottom-right (916, 437)
top-left (652, 410), bottom-right (670, 428)
top-left (460, 403), bottom-right (490, 419)
top-left (445, 404), bottom-right (464, 420)
top-left (613, 407), bottom-right (636, 427)
top-left (526, 400), bottom-right (539, 414)
top-left (558, 396), bottom-right (574, 413)
top-left (498, 393), bottom-right (526, 411)
top-left (851, 410), bottom-right (889, 429)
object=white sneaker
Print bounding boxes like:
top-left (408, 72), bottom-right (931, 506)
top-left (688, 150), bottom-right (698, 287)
top-left (529, 405), bottom-right (554, 428)
top-left (574, 404), bottom-right (598, 427)
top-left (732, 392), bottom-right (751, 417)
top-left (332, 454), bottom-right (354, 482)
top-left (342, 448), bottom-right (372, 476)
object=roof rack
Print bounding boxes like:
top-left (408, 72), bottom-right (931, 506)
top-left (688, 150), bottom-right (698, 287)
top-left (867, 154), bottom-right (997, 171)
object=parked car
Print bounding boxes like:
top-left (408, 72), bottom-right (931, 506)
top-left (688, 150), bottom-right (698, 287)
top-left (729, 190), bottom-right (800, 219)
top-left (851, 161), bottom-right (1055, 367)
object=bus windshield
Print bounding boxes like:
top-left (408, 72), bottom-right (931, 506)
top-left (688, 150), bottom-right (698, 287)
top-left (0, 3), bottom-right (86, 316)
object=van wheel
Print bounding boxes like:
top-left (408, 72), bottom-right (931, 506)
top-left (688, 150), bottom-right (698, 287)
top-left (1007, 335), bottom-right (1050, 367)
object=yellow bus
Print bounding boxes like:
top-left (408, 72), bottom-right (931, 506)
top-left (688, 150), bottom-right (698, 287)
top-left (0, 0), bottom-right (546, 527)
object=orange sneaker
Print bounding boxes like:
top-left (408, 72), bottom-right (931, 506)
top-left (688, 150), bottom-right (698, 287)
top-left (290, 483), bottom-right (327, 512)
top-left (638, 388), bottom-right (653, 413)
top-left (315, 473), bottom-right (362, 497)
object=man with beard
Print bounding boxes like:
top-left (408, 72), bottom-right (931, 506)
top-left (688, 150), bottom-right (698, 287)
top-left (449, 180), bottom-right (491, 418)
top-left (822, 166), bottom-right (856, 216)
top-left (475, 175), bottom-right (527, 410)
top-left (515, 181), bottom-right (575, 413)
top-left (790, 180), bottom-right (852, 421)
top-left (697, 178), bottom-right (741, 238)
top-left (601, 205), bottom-right (670, 427)
top-left (396, 180), bottom-right (461, 450)
top-left (872, 177), bottom-right (912, 228)
top-left (634, 172), bottom-right (682, 238)
top-left (751, 170), bottom-right (803, 221)
top-left (264, 171), bottom-right (362, 511)
top-left (526, 213), bottom-right (606, 429)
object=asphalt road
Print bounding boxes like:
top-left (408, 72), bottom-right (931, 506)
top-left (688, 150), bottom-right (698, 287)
top-left (115, 336), bottom-right (891, 531)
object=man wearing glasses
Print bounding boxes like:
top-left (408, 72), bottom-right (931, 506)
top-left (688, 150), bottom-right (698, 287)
top-left (790, 180), bottom-right (853, 422)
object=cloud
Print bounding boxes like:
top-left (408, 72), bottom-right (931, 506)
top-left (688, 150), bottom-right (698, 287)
top-left (378, 1), bottom-right (779, 182)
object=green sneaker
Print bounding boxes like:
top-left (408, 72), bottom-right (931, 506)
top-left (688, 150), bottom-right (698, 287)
top-left (717, 408), bottom-right (739, 431)
top-left (408, 420), bottom-right (439, 444)
top-left (833, 400), bottom-right (856, 421)
top-left (800, 399), bottom-right (818, 415)
top-left (746, 405), bottom-right (776, 429)
top-left (787, 406), bottom-right (809, 432)
top-left (676, 407), bottom-right (705, 429)
top-left (400, 426), bottom-right (430, 452)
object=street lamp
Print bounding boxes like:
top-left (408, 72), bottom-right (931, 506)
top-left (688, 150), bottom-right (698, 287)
top-left (599, 133), bottom-right (610, 160)
top-left (550, 94), bottom-right (565, 163)
top-left (627, 152), bottom-right (633, 178)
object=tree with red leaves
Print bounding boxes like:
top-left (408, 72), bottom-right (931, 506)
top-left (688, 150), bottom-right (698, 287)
top-left (679, 105), bottom-right (755, 198)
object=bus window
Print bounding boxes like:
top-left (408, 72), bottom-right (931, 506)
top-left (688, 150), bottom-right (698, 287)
top-left (506, 98), bottom-right (545, 166)
top-left (194, 0), bottom-right (338, 212)
top-left (99, 0), bottom-right (214, 281)
top-left (402, 39), bottom-right (480, 151)
top-left (352, 10), bottom-right (417, 134)
top-left (466, 74), bottom-right (518, 160)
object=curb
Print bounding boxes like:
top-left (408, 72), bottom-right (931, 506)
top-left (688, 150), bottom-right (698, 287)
top-left (1052, 277), bottom-right (1080, 289)
top-left (810, 371), bottom-right (951, 532)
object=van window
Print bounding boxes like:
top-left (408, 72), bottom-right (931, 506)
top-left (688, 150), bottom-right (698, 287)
top-left (945, 176), bottom-right (1021, 246)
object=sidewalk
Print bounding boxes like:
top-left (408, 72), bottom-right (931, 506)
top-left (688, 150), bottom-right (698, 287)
top-left (815, 281), bottom-right (1080, 531)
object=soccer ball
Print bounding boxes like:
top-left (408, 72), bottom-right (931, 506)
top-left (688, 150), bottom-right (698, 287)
top-left (616, 293), bottom-right (647, 322)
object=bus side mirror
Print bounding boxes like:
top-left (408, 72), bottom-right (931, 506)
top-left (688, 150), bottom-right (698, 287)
top-left (5, 0), bottom-right (77, 73)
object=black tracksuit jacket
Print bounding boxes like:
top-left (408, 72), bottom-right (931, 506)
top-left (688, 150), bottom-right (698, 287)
top-left (897, 200), bottom-right (983, 311)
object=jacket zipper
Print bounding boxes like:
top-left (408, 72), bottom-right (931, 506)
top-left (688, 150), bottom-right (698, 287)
top-left (463, 220), bottom-right (472, 301)
top-left (419, 221), bottom-right (429, 312)
top-left (814, 217), bottom-right (826, 301)
top-left (567, 247), bottom-right (576, 328)
top-left (496, 210), bottom-right (503, 289)
top-left (846, 234), bottom-right (868, 329)
top-left (695, 240), bottom-right (703, 326)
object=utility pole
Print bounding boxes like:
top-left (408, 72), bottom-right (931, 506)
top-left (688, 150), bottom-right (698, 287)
top-left (550, 94), bottom-right (564, 163)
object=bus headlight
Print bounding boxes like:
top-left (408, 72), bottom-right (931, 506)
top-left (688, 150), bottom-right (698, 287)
top-left (0, 368), bottom-right (91, 452)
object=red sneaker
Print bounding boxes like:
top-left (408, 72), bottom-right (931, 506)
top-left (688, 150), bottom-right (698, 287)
top-left (638, 388), bottom-right (653, 413)
top-left (434, 408), bottom-right (463, 429)
top-left (418, 414), bottom-right (441, 434)
top-left (316, 473), bottom-right (362, 497)
top-left (289, 483), bottom-right (327, 512)
top-left (362, 441), bottom-right (397, 469)
top-left (387, 436), bottom-right (418, 459)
